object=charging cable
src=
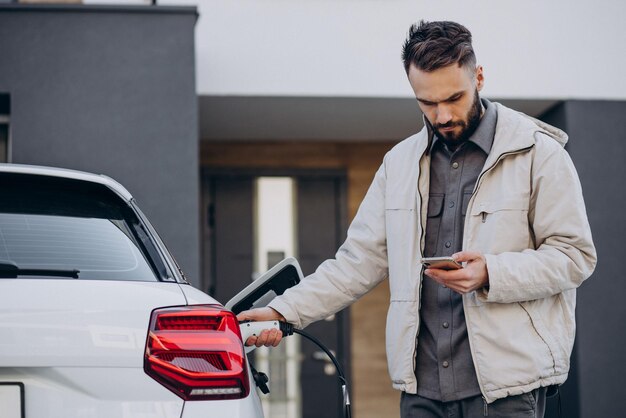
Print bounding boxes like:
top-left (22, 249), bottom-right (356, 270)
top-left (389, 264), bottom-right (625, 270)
top-left (240, 320), bottom-right (351, 418)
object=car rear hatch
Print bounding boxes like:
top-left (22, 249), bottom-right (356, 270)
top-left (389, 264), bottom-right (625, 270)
top-left (0, 279), bottom-right (191, 418)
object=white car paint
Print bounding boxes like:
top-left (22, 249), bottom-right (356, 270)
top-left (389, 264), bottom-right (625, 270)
top-left (0, 265), bottom-right (264, 418)
top-left (0, 280), bottom-right (185, 367)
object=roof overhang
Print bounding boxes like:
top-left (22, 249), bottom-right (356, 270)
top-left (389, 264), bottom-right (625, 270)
top-left (199, 95), bottom-right (559, 142)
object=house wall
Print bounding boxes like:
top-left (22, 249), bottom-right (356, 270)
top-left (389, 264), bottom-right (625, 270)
top-left (163, 0), bottom-right (626, 101)
top-left (0, 4), bottom-right (201, 285)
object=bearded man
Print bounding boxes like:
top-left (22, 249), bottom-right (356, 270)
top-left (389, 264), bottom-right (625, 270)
top-left (238, 20), bottom-right (596, 418)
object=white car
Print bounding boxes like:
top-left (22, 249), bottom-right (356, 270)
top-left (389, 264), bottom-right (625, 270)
top-left (0, 164), bottom-right (301, 418)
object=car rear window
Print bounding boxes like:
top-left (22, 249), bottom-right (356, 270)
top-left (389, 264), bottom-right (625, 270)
top-left (0, 173), bottom-right (160, 281)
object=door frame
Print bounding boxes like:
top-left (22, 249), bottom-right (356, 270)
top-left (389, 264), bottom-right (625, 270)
top-left (201, 167), bottom-right (351, 418)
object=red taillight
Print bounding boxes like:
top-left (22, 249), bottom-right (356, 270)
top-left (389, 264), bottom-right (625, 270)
top-left (144, 305), bottom-right (249, 400)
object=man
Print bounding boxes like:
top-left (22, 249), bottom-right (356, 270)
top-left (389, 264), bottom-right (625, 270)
top-left (238, 21), bottom-right (596, 417)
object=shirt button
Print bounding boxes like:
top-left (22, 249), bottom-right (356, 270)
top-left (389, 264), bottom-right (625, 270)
top-left (442, 361), bottom-right (449, 368)
top-left (445, 241), bottom-right (451, 248)
top-left (452, 162), bottom-right (459, 169)
top-left (442, 321), bottom-right (449, 328)
top-left (449, 201), bottom-right (455, 208)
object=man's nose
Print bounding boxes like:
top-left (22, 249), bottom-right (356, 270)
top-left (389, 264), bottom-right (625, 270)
top-left (435, 105), bottom-right (453, 125)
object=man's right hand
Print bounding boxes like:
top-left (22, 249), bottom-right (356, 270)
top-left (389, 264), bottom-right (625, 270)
top-left (236, 307), bottom-right (286, 348)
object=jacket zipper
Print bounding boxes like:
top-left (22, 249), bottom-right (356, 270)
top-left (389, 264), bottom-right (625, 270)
top-left (462, 144), bottom-right (535, 404)
top-left (413, 150), bottom-right (429, 387)
top-left (469, 145), bottom-right (534, 200)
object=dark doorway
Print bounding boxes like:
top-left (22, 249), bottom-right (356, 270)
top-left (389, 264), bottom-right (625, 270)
top-left (202, 169), bottom-right (350, 418)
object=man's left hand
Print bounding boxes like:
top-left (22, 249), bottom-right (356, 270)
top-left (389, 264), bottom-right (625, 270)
top-left (424, 251), bottom-right (489, 294)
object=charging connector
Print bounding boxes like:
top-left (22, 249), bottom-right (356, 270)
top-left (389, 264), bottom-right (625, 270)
top-left (239, 320), bottom-right (293, 353)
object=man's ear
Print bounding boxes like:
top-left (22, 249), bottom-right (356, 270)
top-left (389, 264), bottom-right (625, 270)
top-left (475, 65), bottom-right (485, 92)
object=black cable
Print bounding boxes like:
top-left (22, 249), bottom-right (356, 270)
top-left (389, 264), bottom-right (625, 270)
top-left (279, 323), bottom-right (351, 418)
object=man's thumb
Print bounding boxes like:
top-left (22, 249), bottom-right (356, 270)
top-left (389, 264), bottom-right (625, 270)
top-left (453, 251), bottom-right (479, 262)
top-left (236, 310), bottom-right (256, 322)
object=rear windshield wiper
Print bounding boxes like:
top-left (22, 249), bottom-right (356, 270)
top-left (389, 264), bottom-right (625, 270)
top-left (0, 261), bottom-right (80, 279)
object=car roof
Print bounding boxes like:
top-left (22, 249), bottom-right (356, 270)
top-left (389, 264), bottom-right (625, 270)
top-left (0, 163), bottom-right (133, 201)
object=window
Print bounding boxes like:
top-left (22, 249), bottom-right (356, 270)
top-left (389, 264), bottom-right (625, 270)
top-left (0, 173), bottom-right (163, 281)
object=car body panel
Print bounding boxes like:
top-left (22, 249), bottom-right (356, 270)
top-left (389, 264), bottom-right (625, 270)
top-left (0, 280), bottom-right (189, 367)
top-left (0, 278), bottom-right (264, 418)
top-left (0, 367), bottom-right (183, 418)
top-left (178, 282), bottom-right (217, 305)
top-left (181, 391), bottom-right (265, 418)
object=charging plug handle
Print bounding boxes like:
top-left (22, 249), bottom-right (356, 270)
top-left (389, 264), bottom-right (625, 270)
top-left (239, 320), bottom-right (294, 354)
top-left (239, 320), bottom-right (294, 341)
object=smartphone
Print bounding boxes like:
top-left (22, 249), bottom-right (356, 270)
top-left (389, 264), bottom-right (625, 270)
top-left (421, 256), bottom-right (462, 270)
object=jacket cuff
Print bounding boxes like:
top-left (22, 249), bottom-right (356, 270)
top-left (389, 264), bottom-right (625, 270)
top-left (267, 297), bottom-right (302, 329)
top-left (476, 253), bottom-right (500, 303)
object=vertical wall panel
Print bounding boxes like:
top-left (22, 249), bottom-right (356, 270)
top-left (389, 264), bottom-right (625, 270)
top-left (210, 176), bottom-right (254, 302)
top-left (543, 100), bottom-right (626, 418)
top-left (561, 101), bottom-right (626, 418)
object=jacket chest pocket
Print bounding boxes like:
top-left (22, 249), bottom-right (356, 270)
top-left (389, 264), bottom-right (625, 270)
top-left (385, 192), bottom-right (417, 300)
top-left (470, 196), bottom-right (530, 252)
top-left (384, 193), bottom-right (415, 252)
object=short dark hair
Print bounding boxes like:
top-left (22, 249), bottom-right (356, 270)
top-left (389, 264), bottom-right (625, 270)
top-left (402, 20), bottom-right (476, 73)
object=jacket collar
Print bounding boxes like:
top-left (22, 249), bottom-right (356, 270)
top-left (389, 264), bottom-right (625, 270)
top-left (416, 101), bottom-right (568, 162)
top-left (484, 102), bottom-right (568, 162)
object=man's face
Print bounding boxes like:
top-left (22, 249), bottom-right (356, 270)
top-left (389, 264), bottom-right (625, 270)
top-left (408, 63), bottom-right (485, 146)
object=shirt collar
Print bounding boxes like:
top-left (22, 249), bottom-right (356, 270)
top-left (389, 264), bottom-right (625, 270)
top-left (427, 98), bottom-right (496, 155)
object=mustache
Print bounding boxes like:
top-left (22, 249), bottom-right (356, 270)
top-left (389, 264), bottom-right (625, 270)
top-left (435, 121), bottom-right (465, 130)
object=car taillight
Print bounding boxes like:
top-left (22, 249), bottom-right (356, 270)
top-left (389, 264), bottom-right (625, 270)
top-left (144, 305), bottom-right (249, 400)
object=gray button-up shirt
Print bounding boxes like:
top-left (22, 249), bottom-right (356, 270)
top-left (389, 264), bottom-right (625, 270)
top-left (415, 99), bottom-right (497, 402)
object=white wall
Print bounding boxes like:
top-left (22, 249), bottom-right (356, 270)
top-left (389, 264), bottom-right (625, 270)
top-left (162, 0), bottom-right (625, 100)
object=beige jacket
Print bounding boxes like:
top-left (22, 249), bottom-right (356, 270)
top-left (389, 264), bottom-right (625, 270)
top-left (269, 103), bottom-right (597, 403)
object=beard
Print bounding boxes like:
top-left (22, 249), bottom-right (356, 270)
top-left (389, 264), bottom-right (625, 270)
top-left (433, 90), bottom-right (483, 149)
